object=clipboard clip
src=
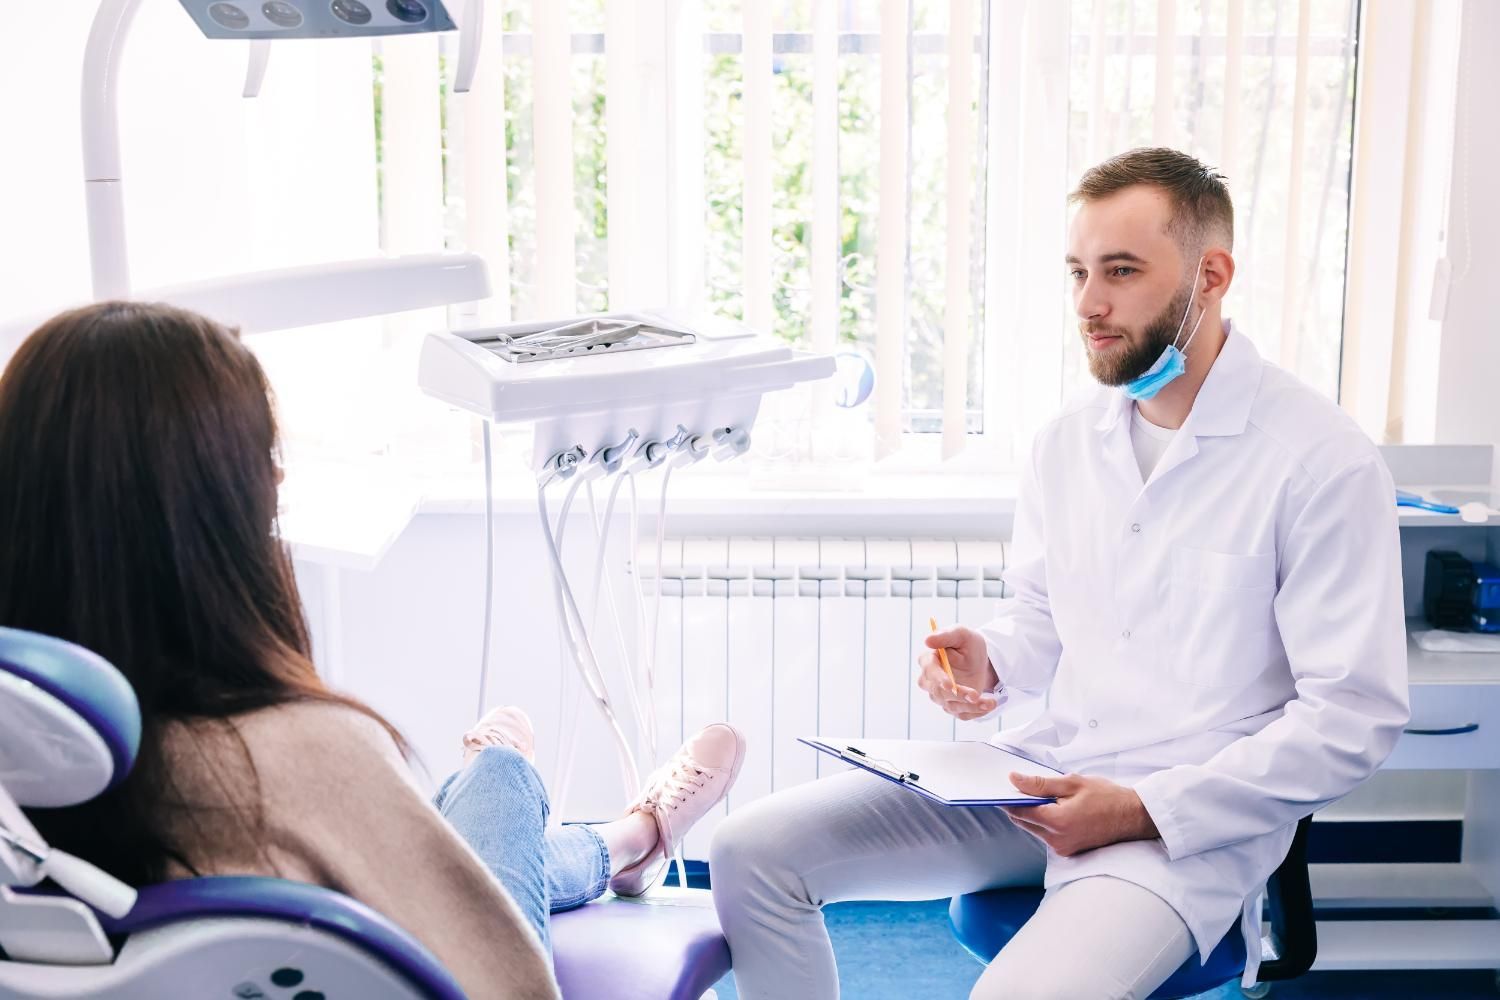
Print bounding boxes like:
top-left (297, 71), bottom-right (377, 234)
top-left (842, 745), bottom-right (920, 784)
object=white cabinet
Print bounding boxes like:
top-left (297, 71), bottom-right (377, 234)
top-left (1311, 445), bottom-right (1500, 975)
top-left (1383, 633), bottom-right (1500, 770)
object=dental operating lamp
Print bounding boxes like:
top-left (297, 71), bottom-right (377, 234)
top-left (82, 0), bottom-right (488, 326)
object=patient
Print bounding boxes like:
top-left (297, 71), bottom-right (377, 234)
top-left (0, 301), bottom-right (743, 1000)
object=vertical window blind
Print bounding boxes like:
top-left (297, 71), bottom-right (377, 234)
top-left (366, 0), bottom-right (1445, 467)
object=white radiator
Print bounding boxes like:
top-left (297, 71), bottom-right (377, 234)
top-left (633, 537), bottom-right (1035, 860)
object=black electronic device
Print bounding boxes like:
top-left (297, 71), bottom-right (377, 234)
top-left (1425, 550), bottom-right (1475, 629)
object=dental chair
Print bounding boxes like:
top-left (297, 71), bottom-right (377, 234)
top-left (0, 628), bottom-right (730, 999)
top-left (948, 815), bottom-right (1317, 999)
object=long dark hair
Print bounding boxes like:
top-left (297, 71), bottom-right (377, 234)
top-left (0, 300), bottom-right (404, 884)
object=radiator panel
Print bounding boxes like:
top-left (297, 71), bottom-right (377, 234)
top-left (632, 536), bottom-right (1015, 860)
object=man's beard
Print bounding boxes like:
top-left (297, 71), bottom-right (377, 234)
top-left (1082, 284), bottom-right (1192, 387)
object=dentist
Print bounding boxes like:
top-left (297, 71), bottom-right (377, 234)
top-left (710, 148), bottom-right (1410, 999)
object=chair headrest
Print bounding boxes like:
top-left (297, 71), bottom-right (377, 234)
top-left (0, 628), bottom-right (141, 807)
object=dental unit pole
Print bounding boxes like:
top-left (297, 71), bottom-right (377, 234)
top-left (82, 0), bottom-right (140, 299)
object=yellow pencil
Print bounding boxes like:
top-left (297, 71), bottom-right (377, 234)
top-left (928, 617), bottom-right (957, 689)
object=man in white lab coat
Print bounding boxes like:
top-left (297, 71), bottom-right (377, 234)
top-left (710, 147), bottom-right (1411, 999)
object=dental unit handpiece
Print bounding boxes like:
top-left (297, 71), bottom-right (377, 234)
top-left (477, 422), bottom-right (497, 721)
top-left (598, 434), bottom-right (669, 793)
top-left (539, 458), bottom-right (643, 797)
top-left (550, 475), bottom-right (630, 723)
top-left (607, 433), bottom-right (689, 769)
top-left (552, 458), bottom-right (645, 821)
top-left (666, 434), bottom-right (713, 471)
top-left (585, 478), bottom-right (652, 761)
top-left (537, 421), bottom-right (753, 886)
top-left (585, 432), bottom-right (654, 748)
top-left (656, 430), bottom-right (702, 889)
top-left (552, 449), bottom-right (656, 821)
top-left (624, 471), bottom-right (661, 767)
top-left (620, 437), bottom-right (689, 890)
top-left (554, 440), bottom-right (676, 847)
top-left (539, 444), bottom-right (588, 488)
top-left (550, 433), bottom-right (676, 820)
top-left (710, 426), bottom-right (751, 462)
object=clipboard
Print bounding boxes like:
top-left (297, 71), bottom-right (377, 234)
top-left (798, 736), bottom-right (1065, 807)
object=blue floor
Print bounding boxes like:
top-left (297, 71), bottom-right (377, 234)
top-left (710, 900), bottom-right (1500, 999)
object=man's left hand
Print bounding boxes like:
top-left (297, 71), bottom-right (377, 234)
top-left (1001, 773), bottom-right (1160, 857)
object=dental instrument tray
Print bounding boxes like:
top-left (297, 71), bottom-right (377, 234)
top-left (418, 309), bottom-right (833, 472)
top-left (480, 314), bottom-right (697, 364)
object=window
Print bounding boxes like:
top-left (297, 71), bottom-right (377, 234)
top-left (329, 0), bottom-right (1363, 475)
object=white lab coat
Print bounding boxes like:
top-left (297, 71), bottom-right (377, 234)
top-left (983, 323), bottom-right (1410, 981)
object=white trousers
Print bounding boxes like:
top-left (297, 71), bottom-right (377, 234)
top-left (710, 769), bottom-right (1195, 1000)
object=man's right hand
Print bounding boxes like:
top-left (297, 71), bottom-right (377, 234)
top-left (918, 625), bottom-right (1002, 721)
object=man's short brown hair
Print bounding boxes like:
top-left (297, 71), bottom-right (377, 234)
top-left (1070, 147), bottom-right (1234, 257)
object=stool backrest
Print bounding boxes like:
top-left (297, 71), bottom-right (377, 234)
top-left (1259, 814), bottom-right (1317, 981)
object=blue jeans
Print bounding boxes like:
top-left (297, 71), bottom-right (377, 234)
top-left (432, 746), bottom-right (612, 953)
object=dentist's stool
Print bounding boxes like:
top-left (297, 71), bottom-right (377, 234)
top-left (948, 815), bottom-right (1316, 998)
top-left (0, 627), bottom-right (729, 999)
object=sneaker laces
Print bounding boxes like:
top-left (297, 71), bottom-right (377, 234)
top-left (645, 754), bottom-right (714, 813)
top-left (638, 752), bottom-right (719, 856)
top-left (462, 728), bottom-right (510, 752)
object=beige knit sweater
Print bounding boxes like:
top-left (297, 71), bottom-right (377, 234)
top-left (155, 700), bottom-right (560, 1000)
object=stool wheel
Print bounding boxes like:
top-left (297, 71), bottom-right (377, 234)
top-left (1241, 983), bottom-right (1272, 999)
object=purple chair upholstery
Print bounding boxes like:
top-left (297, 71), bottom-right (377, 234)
top-left (0, 627), bottom-right (141, 789)
top-left (96, 876), bottom-right (466, 1000)
top-left (552, 897), bottom-right (731, 1000)
top-left (98, 880), bottom-right (733, 1000)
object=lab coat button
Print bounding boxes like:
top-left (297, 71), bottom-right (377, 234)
top-left (1088, 719), bottom-right (1099, 728)
top-left (1130, 523), bottom-right (1142, 533)
top-left (1121, 630), bottom-right (1131, 639)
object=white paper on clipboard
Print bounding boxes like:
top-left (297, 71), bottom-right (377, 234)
top-left (798, 736), bottom-right (1065, 806)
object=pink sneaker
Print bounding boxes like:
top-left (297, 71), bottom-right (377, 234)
top-left (462, 706), bottom-right (536, 765)
top-left (609, 722), bottom-right (746, 897)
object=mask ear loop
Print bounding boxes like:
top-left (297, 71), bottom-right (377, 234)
top-left (1172, 257), bottom-right (1208, 353)
top-left (1179, 303), bottom-right (1208, 354)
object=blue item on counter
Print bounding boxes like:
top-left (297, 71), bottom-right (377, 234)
top-left (1396, 489), bottom-right (1461, 515)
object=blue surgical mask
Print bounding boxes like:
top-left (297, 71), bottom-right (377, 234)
top-left (1123, 258), bottom-right (1207, 402)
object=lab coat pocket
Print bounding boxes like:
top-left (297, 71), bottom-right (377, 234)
top-left (1169, 547), bottom-right (1277, 689)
